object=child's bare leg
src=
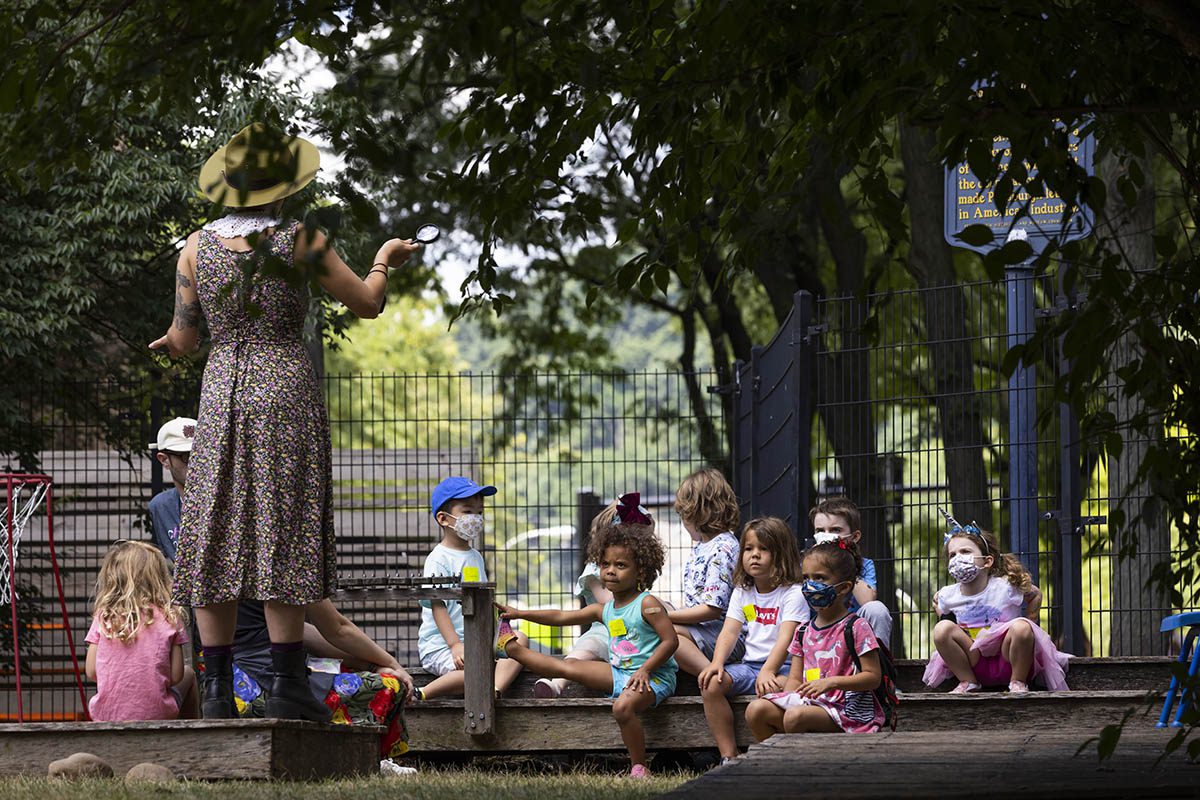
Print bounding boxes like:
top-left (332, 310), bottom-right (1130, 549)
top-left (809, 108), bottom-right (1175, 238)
top-left (420, 669), bottom-right (465, 700)
top-left (176, 666), bottom-right (199, 719)
top-left (1001, 619), bottom-right (1035, 682)
top-left (495, 631), bottom-right (529, 692)
top-left (700, 671), bottom-right (739, 759)
top-left (502, 638), bottom-right (614, 692)
top-left (551, 647), bottom-right (602, 692)
top-left (745, 697), bottom-right (785, 741)
top-left (782, 705), bottom-right (841, 733)
top-left (933, 620), bottom-right (979, 684)
top-left (612, 686), bottom-right (657, 768)
top-left (672, 626), bottom-right (709, 675)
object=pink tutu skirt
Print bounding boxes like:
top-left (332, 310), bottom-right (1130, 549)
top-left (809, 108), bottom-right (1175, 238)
top-left (922, 618), bottom-right (1071, 690)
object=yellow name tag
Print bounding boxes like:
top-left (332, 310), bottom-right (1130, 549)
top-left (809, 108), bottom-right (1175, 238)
top-left (966, 626), bottom-right (985, 640)
top-left (462, 567), bottom-right (480, 583)
top-left (743, 604), bottom-right (757, 622)
top-left (804, 667), bottom-right (821, 682)
top-left (608, 618), bottom-right (627, 637)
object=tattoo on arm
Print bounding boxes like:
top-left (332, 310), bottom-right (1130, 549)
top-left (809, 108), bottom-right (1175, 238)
top-left (173, 269), bottom-right (200, 330)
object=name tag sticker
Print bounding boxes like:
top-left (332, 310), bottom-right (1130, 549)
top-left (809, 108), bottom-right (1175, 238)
top-left (608, 618), bottom-right (628, 637)
top-left (462, 567), bottom-right (480, 583)
top-left (966, 626), bottom-right (985, 640)
top-left (804, 667), bottom-right (821, 682)
top-left (743, 604), bottom-right (757, 622)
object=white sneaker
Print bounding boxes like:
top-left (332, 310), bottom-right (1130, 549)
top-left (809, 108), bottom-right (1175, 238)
top-left (380, 759), bottom-right (417, 777)
top-left (533, 678), bottom-right (562, 698)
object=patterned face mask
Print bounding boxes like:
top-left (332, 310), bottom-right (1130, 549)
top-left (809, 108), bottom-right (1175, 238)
top-left (448, 513), bottom-right (485, 543)
top-left (802, 579), bottom-right (843, 608)
top-left (948, 553), bottom-right (982, 583)
top-left (814, 532), bottom-right (848, 545)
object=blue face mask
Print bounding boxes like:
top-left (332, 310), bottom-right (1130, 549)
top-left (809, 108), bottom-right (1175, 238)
top-left (802, 579), bottom-right (844, 608)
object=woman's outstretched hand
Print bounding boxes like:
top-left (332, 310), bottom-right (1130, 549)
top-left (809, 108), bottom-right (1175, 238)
top-left (376, 238), bottom-right (422, 269)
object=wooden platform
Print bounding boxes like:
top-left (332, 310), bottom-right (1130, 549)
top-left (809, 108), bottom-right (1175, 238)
top-left (404, 690), bottom-right (1156, 752)
top-left (0, 719), bottom-right (382, 780)
top-left (659, 729), bottom-right (1200, 799)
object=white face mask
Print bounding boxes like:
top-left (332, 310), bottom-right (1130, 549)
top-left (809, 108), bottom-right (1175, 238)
top-left (448, 513), bottom-right (485, 543)
top-left (814, 532), bottom-right (846, 545)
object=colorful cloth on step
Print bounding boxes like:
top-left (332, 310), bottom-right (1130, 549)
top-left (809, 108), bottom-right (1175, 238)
top-left (232, 663), bottom-right (409, 757)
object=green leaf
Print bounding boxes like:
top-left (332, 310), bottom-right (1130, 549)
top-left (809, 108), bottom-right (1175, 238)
top-left (1096, 723), bottom-right (1122, 762)
top-left (955, 224), bottom-right (994, 247)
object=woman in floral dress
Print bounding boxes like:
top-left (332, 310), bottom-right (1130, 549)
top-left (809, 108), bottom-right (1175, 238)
top-left (150, 122), bottom-right (419, 720)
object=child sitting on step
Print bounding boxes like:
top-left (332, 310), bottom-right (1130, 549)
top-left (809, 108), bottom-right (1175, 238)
top-left (923, 511), bottom-right (1070, 693)
top-left (495, 493), bottom-right (678, 778)
top-left (531, 553), bottom-right (613, 698)
top-left (669, 468), bottom-right (746, 676)
top-left (698, 516), bottom-right (808, 763)
top-left (746, 540), bottom-right (885, 737)
top-left (810, 496), bottom-right (893, 648)
top-left (85, 540), bottom-right (198, 721)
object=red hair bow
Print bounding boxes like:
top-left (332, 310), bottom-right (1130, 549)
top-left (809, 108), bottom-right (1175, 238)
top-left (836, 539), bottom-right (849, 551)
top-left (614, 492), bottom-right (653, 525)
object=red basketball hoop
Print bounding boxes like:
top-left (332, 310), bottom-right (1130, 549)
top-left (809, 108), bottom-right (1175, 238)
top-left (3, 474), bottom-right (88, 722)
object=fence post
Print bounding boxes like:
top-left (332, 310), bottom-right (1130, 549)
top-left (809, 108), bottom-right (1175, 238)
top-left (794, 291), bottom-right (815, 540)
top-left (1056, 266), bottom-right (1086, 655)
top-left (1006, 259), bottom-right (1040, 577)
top-left (150, 390), bottom-right (163, 498)
top-left (749, 346), bottom-right (764, 518)
top-left (574, 489), bottom-right (602, 582)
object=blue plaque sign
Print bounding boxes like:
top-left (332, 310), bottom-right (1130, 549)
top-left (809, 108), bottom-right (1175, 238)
top-left (944, 125), bottom-right (1096, 254)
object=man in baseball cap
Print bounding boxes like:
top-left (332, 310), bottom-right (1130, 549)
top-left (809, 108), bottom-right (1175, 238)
top-left (147, 417), bottom-right (196, 562)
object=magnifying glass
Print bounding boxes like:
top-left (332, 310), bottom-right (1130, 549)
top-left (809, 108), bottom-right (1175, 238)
top-left (414, 223), bottom-right (441, 244)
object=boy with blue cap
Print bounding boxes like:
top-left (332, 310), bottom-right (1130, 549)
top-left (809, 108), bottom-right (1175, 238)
top-left (415, 476), bottom-right (527, 700)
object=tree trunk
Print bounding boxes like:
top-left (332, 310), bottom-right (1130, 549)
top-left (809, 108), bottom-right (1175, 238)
top-left (899, 124), bottom-right (995, 531)
top-left (1100, 150), bottom-right (1169, 657)
top-left (809, 151), bottom-right (899, 654)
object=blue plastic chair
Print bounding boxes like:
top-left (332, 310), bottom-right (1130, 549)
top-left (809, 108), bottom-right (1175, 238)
top-left (1157, 611), bottom-right (1200, 728)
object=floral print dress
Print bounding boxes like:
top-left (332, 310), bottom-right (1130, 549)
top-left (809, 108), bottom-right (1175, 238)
top-left (175, 222), bottom-right (337, 606)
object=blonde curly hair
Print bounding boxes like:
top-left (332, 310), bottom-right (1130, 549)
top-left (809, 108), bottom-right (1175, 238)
top-left (92, 540), bottom-right (187, 642)
top-left (675, 467), bottom-right (740, 537)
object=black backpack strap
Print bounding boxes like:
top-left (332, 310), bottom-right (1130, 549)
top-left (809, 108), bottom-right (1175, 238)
top-left (843, 612), bottom-right (862, 673)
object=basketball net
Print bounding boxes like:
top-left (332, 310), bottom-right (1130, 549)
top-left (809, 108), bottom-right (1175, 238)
top-left (1, 480), bottom-right (47, 605)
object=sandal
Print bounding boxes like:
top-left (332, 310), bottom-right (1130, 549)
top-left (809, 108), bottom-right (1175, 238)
top-left (949, 681), bottom-right (981, 694)
top-left (495, 618), bottom-right (519, 656)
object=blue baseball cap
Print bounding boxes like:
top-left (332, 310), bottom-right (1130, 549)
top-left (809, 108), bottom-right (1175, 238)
top-left (430, 476), bottom-right (497, 516)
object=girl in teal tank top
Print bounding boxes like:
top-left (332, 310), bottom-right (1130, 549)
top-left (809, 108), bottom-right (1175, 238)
top-left (495, 493), bottom-right (678, 778)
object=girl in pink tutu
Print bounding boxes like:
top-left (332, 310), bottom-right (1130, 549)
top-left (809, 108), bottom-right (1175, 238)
top-left (923, 511), bottom-right (1070, 693)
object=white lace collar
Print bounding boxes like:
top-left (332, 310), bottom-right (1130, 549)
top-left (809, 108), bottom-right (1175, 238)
top-left (202, 212), bottom-right (285, 238)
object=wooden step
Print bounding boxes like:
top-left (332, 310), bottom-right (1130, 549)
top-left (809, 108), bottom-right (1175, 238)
top-left (660, 729), bottom-right (1200, 799)
top-left (407, 656), bottom-right (1176, 696)
top-left (0, 719), bottom-right (381, 779)
top-left (403, 690), bottom-right (1154, 752)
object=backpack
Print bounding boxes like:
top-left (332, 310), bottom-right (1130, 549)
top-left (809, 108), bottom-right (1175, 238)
top-left (843, 612), bottom-right (900, 731)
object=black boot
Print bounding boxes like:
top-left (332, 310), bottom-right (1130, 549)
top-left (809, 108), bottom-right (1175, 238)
top-left (201, 650), bottom-right (235, 719)
top-left (265, 648), bottom-right (333, 723)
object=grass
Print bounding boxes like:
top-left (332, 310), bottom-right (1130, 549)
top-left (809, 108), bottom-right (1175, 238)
top-left (0, 765), bottom-right (695, 800)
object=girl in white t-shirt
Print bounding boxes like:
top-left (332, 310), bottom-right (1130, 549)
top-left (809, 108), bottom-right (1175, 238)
top-left (923, 512), bottom-right (1070, 693)
top-left (697, 516), bottom-right (808, 763)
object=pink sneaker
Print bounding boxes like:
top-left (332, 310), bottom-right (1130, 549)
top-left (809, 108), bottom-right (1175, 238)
top-left (1008, 680), bottom-right (1029, 694)
top-left (949, 681), bottom-right (981, 694)
top-left (533, 678), bottom-right (561, 699)
top-left (629, 764), bottom-right (650, 779)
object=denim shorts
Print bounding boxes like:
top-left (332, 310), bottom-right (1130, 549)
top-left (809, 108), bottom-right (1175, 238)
top-left (610, 665), bottom-right (677, 707)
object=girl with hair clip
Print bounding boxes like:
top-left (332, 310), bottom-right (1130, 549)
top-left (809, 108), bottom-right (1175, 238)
top-left (495, 493), bottom-right (678, 778)
top-left (85, 541), bottom-right (198, 721)
top-left (698, 516), bottom-right (808, 763)
top-left (745, 540), bottom-right (885, 737)
top-left (923, 510), bottom-right (1070, 693)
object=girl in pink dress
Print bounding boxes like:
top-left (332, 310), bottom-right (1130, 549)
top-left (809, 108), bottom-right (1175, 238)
top-left (85, 541), bottom-right (198, 721)
top-left (746, 540), bottom-right (885, 737)
top-left (922, 512), bottom-right (1070, 693)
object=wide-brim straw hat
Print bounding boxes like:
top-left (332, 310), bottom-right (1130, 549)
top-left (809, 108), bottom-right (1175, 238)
top-left (198, 122), bottom-right (320, 207)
